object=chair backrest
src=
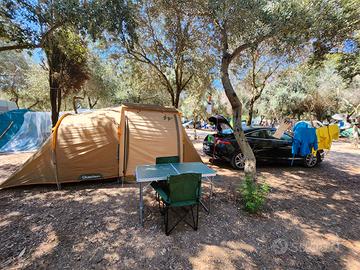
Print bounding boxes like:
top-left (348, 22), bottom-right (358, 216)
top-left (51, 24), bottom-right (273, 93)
top-left (156, 156), bottom-right (180, 164)
top-left (168, 173), bottom-right (201, 203)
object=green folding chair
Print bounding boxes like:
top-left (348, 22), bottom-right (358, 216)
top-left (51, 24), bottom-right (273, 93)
top-left (152, 173), bottom-right (202, 235)
top-left (155, 156), bottom-right (180, 164)
top-left (151, 156), bottom-right (180, 202)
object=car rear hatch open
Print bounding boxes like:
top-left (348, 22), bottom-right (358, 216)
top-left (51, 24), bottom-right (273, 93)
top-left (208, 115), bottom-right (233, 135)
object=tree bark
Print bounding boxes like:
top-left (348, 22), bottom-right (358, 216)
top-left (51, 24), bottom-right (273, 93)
top-left (27, 100), bottom-right (40, 110)
top-left (174, 89), bottom-right (181, 108)
top-left (46, 38), bottom-right (64, 127)
top-left (73, 96), bottom-right (84, 113)
top-left (221, 55), bottom-right (256, 179)
top-left (49, 68), bottom-right (60, 127)
top-left (247, 100), bottom-right (255, 126)
top-left (218, 23), bottom-right (257, 179)
top-left (87, 96), bottom-right (98, 109)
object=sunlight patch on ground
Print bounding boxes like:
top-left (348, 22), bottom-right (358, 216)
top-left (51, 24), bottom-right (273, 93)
top-left (31, 225), bottom-right (59, 259)
top-left (331, 190), bottom-right (355, 201)
top-left (190, 241), bottom-right (256, 270)
top-left (274, 211), bottom-right (360, 259)
top-left (344, 254), bottom-right (360, 270)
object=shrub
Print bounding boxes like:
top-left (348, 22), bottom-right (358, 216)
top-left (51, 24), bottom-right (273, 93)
top-left (239, 176), bottom-right (270, 213)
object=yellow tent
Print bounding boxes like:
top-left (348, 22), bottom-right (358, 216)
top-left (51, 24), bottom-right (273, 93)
top-left (0, 103), bottom-right (202, 189)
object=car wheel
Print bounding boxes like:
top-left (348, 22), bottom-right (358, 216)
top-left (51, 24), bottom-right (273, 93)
top-left (304, 153), bottom-right (318, 168)
top-left (231, 151), bottom-right (245, 170)
top-left (317, 151), bottom-right (324, 163)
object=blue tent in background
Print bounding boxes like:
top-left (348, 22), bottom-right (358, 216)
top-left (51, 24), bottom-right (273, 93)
top-left (0, 109), bottom-right (52, 152)
top-left (0, 109), bottom-right (29, 149)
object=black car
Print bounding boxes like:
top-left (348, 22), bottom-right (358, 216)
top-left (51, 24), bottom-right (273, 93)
top-left (203, 115), bottom-right (324, 169)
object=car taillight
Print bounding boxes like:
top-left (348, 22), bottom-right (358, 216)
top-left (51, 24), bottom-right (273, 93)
top-left (216, 139), bottom-right (231, 145)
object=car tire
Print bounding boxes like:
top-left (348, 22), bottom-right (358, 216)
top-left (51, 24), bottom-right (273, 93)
top-left (316, 151), bottom-right (324, 163)
top-left (231, 151), bottom-right (245, 170)
top-left (303, 153), bottom-right (318, 168)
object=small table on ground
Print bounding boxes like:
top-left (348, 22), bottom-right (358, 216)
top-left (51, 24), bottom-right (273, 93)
top-left (135, 162), bottom-right (216, 226)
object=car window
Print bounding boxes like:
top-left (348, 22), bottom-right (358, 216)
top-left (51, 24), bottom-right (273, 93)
top-left (248, 130), bottom-right (267, 138)
top-left (266, 129), bottom-right (293, 141)
top-left (219, 123), bottom-right (233, 134)
top-left (280, 133), bottom-right (292, 141)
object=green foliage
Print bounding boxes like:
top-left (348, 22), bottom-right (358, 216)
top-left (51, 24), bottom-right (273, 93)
top-left (0, 0), bottom-right (136, 50)
top-left (82, 55), bottom-right (121, 109)
top-left (45, 27), bottom-right (90, 96)
top-left (0, 50), bottom-right (50, 111)
top-left (335, 31), bottom-right (360, 84)
top-left (22, 64), bottom-right (50, 110)
top-left (239, 176), bottom-right (270, 214)
top-left (120, 0), bottom-right (215, 107)
top-left (257, 56), bottom-right (358, 121)
top-left (0, 48), bottom-right (28, 106)
top-left (115, 59), bottom-right (171, 105)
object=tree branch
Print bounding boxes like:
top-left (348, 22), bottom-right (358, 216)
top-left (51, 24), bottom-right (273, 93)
top-left (0, 22), bottom-right (63, 52)
top-left (229, 33), bottom-right (273, 62)
top-left (0, 43), bottom-right (41, 52)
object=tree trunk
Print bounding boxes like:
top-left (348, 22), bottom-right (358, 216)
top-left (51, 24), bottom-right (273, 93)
top-left (87, 96), bottom-right (98, 109)
top-left (46, 41), bottom-right (63, 127)
top-left (27, 100), bottom-right (39, 110)
top-left (12, 93), bottom-right (19, 109)
top-left (57, 85), bottom-right (62, 115)
top-left (73, 96), bottom-right (84, 113)
top-left (174, 89), bottom-right (181, 108)
top-left (221, 55), bottom-right (256, 179)
top-left (49, 68), bottom-right (60, 127)
top-left (259, 115), bottom-right (265, 126)
top-left (247, 100), bottom-right (255, 126)
top-left (193, 113), bottom-right (198, 140)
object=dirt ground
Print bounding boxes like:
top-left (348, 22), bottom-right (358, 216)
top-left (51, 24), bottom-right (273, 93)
top-left (0, 132), bottom-right (359, 270)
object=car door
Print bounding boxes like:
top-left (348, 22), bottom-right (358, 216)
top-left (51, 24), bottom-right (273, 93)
top-left (246, 129), bottom-right (273, 160)
top-left (265, 130), bottom-right (293, 160)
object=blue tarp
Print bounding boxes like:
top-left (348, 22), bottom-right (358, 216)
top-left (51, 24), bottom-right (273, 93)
top-left (0, 109), bottom-right (29, 149)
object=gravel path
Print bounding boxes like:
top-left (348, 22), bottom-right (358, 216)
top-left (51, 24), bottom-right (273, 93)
top-left (0, 136), bottom-right (359, 269)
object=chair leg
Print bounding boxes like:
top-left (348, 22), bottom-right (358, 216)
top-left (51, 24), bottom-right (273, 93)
top-left (165, 206), bottom-right (169, 236)
top-left (158, 197), bottom-right (162, 214)
top-left (190, 206), bottom-right (195, 230)
top-left (195, 203), bottom-right (199, 230)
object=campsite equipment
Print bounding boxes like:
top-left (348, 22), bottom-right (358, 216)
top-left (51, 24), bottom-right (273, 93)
top-left (156, 156), bottom-right (180, 164)
top-left (0, 104), bottom-right (202, 189)
top-left (153, 173), bottom-right (202, 235)
top-left (0, 110), bottom-right (51, 152)
top-left (135, 162), bottom-right (216, 226)
top-left (0, 109), bottom-right (29, 150)
top-left (151, 156), bottom-right (180, 202)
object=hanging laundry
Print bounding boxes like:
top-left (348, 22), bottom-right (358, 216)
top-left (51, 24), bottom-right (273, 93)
top-left (292, 127), bottom-right (318, 156)
top-left (293, 121), bottom-right (311, 132)
top-left (328, 124), bottom-right (339, 141)
top-left (316, 124), bottom-right (339, 150)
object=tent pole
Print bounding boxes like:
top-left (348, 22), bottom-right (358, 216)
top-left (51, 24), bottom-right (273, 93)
top-left (174, 113), bottom-right (181, 161)
top-left (52, 151), bottom-right (61, 190)
top-left (122, 116), bottom-right (129, 186)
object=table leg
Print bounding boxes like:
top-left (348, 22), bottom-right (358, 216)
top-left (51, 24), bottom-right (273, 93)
top-left (139, 182), bottom-right (144, 226)
top-left (208, 176), bottom-right (213, 213)
top-left (200, 176), bottom-right (213, 214)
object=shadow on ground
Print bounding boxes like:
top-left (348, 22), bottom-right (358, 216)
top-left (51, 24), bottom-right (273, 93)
top-left (0, 141), bottom-right (359, 269)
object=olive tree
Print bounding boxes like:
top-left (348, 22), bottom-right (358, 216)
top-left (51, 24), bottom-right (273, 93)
top-left (198, 0), bottom-right (360, 179)
top-left (1, 0), bottom-right (135, 125)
